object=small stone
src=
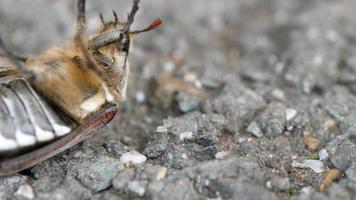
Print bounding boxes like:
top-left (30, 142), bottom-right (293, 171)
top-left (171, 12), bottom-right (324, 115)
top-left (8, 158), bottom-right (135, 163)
top-left (120, 151), bottom-right (147, 165)
top-left (112, 169), bottom-right (135, 191)
top-left (14, 184), bottom-right (34, 200)
top-left (184, 72), bottom-right (198, 82)
top-left (0, 175), bottom-right (27, 195)
top-left (156, 167), bottom-right (168, 180)
top-left (318, 149), bottom-right (329, 160)
top-left (247, 121), bottom-right (263, 138)
top-left (104, 140), bottom-right (129, 157)
top-left (341, 112), bottom-right (356, 137)
top-left (320, 169), bottom-right (343, 192)
top-left (285, 108), bottom-right (298, 121)
top-left (257, 102), bottom-right (286, 137)
top-left (203, 82), bottom-right (266, 132)
top-left (329, 140), bottom-right (356, 172)
top-left (76, 156), bottom-right (124, 192)
top-left (304, 136), bottom-right (320, 152)
top-left (179, 131), bottom-right (194, 141)
top-left (156, 126), bottom-right (168, 133)
top-left (266, 181), bottom-right (272, 189)
top-left (301, 186), bottom-right (314, 194)
top-left (271, 88), bottom-right (285, 100)
top-left (201, 78), bottom-right (221, 89)
top-left (215, 151), bottom-right (231, 159)
top-left (181, 153), bottom-right (188, 159)
top-left (268, 177), bottom-right (290, 192)
top-left (163, 61), bottom-right (175, 72)
top-left (128, 181), bottom-right (146, 197)
top-left (135, 91), bottom-right (146, 103)
top-left (292, 160), bottom-right (325, 173)
top-left (323, 119), bottom-right (336, 131)
top-left (176, 92), bottom-right (201, 113)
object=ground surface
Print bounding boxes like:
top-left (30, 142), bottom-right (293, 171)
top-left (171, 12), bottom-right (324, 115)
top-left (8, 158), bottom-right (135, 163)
top-left (1, 0), bottom-right (356, 199)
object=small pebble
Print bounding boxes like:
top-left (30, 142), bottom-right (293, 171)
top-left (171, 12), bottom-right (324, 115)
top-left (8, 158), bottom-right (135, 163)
top-left (304, 136), bottom-right (320, 152)
top-left (135, 91), bottom-right (146, 103)
top-left (320, 169), bottom-right (342, 192)
top-left (267, 177), bottom-right (290, 192)
top-left (163, 61), bottom-right (175, 72)
top-left (156, 167), bottom-right (168, 180)
top-left (14, 184), bottom-right (35, 200)
top-left (271, 88), bottom-right (285, 100)
top-left (120, 151), bottom-right (147, 165)
top-left (285, 108), bottom-right (297, 121)
top-left (301, 186), bottom-right (314, 194)
top-left (128, 181), bottom-right (146, 197)
top-left (292, 160), bottom-right (325, 173)
top-left (156, 126), bottom-right (168, 133)
top-left (323, 119), bottom-right (336, 131)
top-left (215, 151), bottom-right (231, 159)
top-left (181, 153), bottom-right (188, 159)
top-left (318, 149), bottom-right (329, 160)
top-left (246, 121), bottom-right (263, 138)
top-left (179, 131), bottom-right (194, 141)
top-left (184, 72), bottom-right (198, 82)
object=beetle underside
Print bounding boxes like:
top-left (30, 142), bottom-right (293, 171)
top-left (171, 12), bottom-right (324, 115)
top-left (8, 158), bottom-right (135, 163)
top-left (0, 64), bottom-right (118, 175)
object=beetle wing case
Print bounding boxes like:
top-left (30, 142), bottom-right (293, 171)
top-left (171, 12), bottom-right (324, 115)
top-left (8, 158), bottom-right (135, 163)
top-left (0, 63), bottom-right (118, 175)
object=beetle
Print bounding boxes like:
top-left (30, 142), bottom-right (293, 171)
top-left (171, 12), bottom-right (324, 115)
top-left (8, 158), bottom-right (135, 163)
top-left (0, 0), bottom-right (161, 175)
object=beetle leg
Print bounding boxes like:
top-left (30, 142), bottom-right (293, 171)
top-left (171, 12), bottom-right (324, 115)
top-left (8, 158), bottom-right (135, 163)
top-left (0, 52), bottom-right (27, 62)
top-left (75, 0), bottom-right (86, 37)
top-left (74, 0), bottom-right (104, 78)
top-left (92, 50), bottom-right (115, 68)
top-left (0, 36), bottom-right (35, 81)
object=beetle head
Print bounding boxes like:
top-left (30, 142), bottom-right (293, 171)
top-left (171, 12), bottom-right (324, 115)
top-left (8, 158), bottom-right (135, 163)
top-left (88, 0), bottom-right (161, 63)
top-left (86, 0), bottom-right (161, 102)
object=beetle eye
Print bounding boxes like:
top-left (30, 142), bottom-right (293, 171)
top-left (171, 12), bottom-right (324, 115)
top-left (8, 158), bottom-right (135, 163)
top-left (121, 36), bottom-right (130, 53)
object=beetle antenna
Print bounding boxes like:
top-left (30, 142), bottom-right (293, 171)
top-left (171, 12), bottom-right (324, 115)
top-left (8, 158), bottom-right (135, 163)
top-left (130, 18), bottom-right (162, 35)
top-left (112, 10), bottom-right (118, 25)
top-left (123, 0), bottom-right (140, 33)
top-left (99, 13), bottom-right (105, 25)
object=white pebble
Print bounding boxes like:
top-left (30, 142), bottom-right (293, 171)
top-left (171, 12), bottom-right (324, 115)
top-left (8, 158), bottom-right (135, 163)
top-left (271, 88), bottom-right (285, 100)
top-left (265, 181), bottom-right (272, 189)
top-left (135, 91), bottom-right (146, 103)
top-left (120, 151), bottom-right (147, 165)
top-left (292, 160), bottom-right (324, 173)
top-left (156, 126), bottom-right (168, 133)
top-left (128, 181), bottom-right (146, 197)
top-left (164, 61), bottom-right (175, 72)
top-left (181, 153), bottom-right (188, 159)
top-left (318, 149), bottom-right (329, 160)
top-left (285, 108), bottom-right (298, 121)
top-left (14, 184), bottom-right (34, 200)
top-left (184, 72), bottom-right (197, 82)
top-left (301, 186), bottom-right (314, 194)
top-left (215, 151), bottom-right (231, 159)
top-left (156, 167), bottom-right (168, 180)
top-left (179, 131), bottom-right (194, 141)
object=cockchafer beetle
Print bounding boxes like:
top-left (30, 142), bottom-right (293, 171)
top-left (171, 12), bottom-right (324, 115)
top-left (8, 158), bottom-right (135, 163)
top-left (0, 0), bottom-right (162, 176)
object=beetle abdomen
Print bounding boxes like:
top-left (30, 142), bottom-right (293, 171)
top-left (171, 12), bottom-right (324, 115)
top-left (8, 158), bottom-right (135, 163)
top-left (0, 77), bottom-right (72, 156)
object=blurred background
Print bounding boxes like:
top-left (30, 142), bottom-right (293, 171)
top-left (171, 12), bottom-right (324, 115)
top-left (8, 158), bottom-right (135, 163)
top-left (1, 0), bottom-right (356, 199)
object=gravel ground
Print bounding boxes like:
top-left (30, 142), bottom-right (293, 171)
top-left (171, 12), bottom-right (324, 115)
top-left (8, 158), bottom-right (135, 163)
top-left (1, 0), bottom-right (356, 199)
